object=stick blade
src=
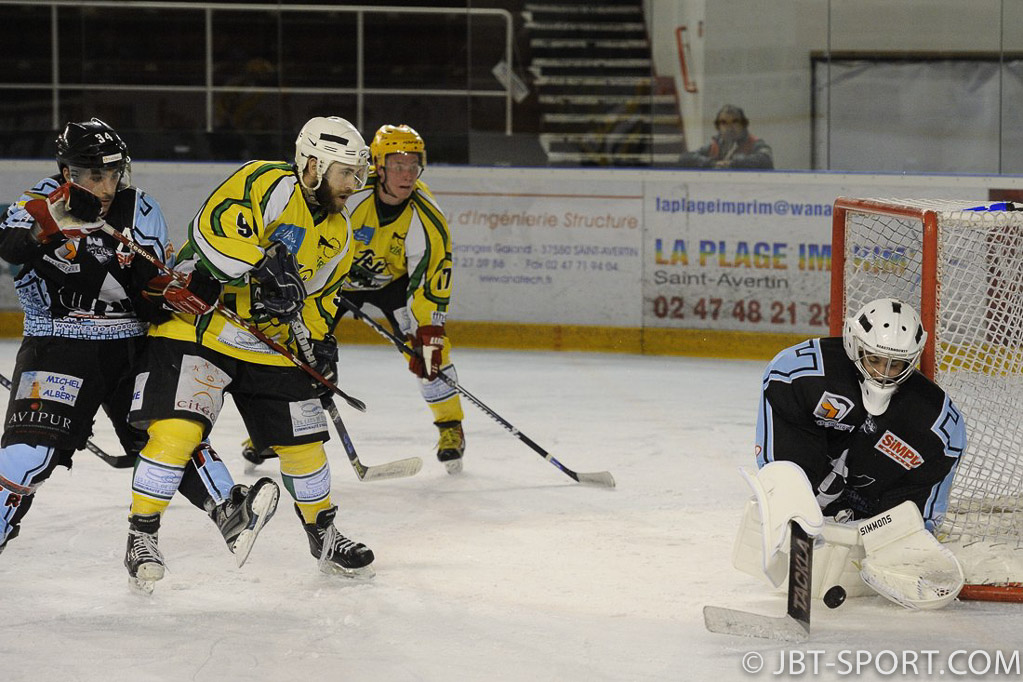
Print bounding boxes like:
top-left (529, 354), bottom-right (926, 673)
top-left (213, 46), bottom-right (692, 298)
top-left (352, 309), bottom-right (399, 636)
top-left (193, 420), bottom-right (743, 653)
top-left (358, 456), bottom-right (423, 482)
top-left (703, 605), bottom-right (809, 642)
top-left (575, 470), bottom-right (616, 488)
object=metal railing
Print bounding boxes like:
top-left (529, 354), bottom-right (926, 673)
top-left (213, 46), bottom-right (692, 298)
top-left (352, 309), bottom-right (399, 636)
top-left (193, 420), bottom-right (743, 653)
top-left (0, 0), bottom-right (514, 135)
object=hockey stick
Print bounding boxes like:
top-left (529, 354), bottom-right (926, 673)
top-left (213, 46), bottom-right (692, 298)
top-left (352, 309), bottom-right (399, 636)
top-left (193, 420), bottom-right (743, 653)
top-left (0, 372), bottom-right (134, 468)
top-left (98, 223), bottom-right (365, 412)
top-left (703, 520), bottom-right (813, 642)
top-left (287, 320), bottom-right (422, 482)
top-left (336, 295), bottom-right (616, 488)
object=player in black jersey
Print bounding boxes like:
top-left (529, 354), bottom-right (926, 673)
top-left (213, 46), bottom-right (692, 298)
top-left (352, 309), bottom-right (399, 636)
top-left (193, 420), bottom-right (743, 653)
top-left (0, 120), bottom-right (277, 581)
top-left (736, 298), bottom-right (968, 609)
top-left (756, 297), bottom-right (965, 529)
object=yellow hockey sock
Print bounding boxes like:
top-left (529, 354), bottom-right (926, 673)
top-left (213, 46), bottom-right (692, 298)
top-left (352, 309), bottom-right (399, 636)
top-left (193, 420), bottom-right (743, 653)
top-left (276, 442), bottom-right (333, 523)
top-left (130, 419), bottom-right (204, 516)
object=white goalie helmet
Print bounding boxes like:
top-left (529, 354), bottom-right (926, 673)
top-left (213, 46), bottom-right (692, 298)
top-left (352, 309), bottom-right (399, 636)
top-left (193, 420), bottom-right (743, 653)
top-left (294, 116), bottom-right (369, 191)
top-left (843, 298), bottom-right (927, 416)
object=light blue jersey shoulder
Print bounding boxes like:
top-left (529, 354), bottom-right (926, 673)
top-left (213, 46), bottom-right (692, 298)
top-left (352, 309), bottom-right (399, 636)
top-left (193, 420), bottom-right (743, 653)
top-left (762, 339), bottom-right (826, 388)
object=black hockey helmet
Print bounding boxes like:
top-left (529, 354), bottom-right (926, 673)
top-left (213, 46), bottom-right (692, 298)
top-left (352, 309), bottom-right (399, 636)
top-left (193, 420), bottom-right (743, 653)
top-left (55, 118), bottom-right (130, 177)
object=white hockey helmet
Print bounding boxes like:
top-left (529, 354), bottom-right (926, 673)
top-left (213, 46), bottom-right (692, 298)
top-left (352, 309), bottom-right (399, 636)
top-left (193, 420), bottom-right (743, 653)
top-left (843, 298), bottom-right (927, 416)
top-left (294, 116), bottom-right (369, 191)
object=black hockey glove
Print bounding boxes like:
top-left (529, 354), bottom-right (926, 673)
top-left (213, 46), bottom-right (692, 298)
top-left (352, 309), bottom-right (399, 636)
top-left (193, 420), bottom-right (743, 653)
top-left (309, 335), bottom-right (339, 399)
top-left (250, 242), bottom-right (306, 321)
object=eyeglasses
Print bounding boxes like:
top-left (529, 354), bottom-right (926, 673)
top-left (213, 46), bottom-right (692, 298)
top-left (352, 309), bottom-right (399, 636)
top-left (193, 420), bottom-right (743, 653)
top-left (716, 118), bottom-right (742, 126)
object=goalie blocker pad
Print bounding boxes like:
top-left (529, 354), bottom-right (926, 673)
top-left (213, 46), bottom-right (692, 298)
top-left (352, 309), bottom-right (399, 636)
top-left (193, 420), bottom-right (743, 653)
top-left (857, 500), bottom-right (965, 610)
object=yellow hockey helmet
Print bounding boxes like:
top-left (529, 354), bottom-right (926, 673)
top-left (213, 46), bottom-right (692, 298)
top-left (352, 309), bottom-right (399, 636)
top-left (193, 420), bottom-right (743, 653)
top-left (370, 124), bottom-right (426, 170)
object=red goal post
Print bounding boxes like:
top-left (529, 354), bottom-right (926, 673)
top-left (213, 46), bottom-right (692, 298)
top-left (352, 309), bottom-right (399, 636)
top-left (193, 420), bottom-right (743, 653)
top-left (830, 197), bottom-right (1023, 602)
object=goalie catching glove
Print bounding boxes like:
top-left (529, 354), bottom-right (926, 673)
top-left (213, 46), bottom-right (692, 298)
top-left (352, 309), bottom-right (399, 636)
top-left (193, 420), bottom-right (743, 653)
top-left (24, 183), bottom-right (104, 243)
top-left (146, 267), bottom-right (223, 316)
top-left (250, 242), bottom-right (306, 321)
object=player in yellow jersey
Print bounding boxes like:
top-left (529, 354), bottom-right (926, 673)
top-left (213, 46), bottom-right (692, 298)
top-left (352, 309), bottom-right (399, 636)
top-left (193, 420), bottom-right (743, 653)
top-left (243, 124), bottom-right (466, 474)
top-left (124, 117), bottom-right (374, 589)
top-left (342, 124), bottom-right (465, 473)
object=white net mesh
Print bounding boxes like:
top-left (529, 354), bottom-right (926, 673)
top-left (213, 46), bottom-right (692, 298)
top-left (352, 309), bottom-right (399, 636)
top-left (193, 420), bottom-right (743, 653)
top-left (838, 198), bottom-right (1023, 585)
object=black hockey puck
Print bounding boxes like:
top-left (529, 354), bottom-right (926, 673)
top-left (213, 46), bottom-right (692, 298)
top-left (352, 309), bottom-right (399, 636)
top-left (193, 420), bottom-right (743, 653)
top-left (823, 585), bottom-right (847, 609)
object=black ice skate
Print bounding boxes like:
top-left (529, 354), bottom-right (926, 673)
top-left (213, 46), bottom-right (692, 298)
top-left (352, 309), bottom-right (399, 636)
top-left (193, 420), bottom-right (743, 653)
top-left (436, 420), bottom-right (465, 474)
top-left (0, 524), bottom-right (20, 557)
top-left (298, 505), bottom-right (375, 578)
top-left (240, 438), bottom-right (278, 467)
top-left (125, 513), bottom-right (165, 594)
top-left (209, 478), bottom-right (280, 568)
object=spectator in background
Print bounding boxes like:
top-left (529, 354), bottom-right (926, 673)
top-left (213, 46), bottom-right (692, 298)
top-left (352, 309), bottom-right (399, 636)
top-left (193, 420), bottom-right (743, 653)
top-left (680, 104), bottom-right (774, 169)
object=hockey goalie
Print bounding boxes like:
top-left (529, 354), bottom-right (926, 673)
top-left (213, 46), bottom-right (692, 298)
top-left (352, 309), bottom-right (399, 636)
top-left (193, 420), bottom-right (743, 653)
top-left (733, 298), bottom-right (968, 610)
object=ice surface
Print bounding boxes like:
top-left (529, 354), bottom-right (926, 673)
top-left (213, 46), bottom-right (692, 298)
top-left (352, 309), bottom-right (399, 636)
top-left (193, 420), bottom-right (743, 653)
top-left (0, 340), bottom-right (1019, 682)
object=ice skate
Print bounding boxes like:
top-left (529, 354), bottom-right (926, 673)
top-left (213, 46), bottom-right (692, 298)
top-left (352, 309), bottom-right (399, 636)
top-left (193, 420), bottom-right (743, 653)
top-left (125, 513), bottom-right (165, 594)
top-left (210, 478), bottom-right (279, 567)
top-left (436, 420), bottom-right (465, 474)
top-left (298, 505), bottom-right (375, 578)
top-left (240, 438), bottom-right (278, 467)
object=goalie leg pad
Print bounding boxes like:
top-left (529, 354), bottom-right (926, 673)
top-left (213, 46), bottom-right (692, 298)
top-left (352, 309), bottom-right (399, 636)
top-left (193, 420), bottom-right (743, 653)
top-left (813, 521), bottom-right (870, 599)
top-left (733, 462), bottom-right (825, 587)
top-left (736, 512), bottom-right (871, 598)
top-left (857, 500), bottom-right (965, 610)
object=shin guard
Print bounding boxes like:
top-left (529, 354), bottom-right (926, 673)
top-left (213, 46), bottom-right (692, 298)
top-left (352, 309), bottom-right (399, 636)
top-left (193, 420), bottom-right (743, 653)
top-left (0, 443), bottom-right (56, 547)
top-left (276, 442), bottom-right (332, 523)
top-left (131, 419), bottom-right (203, 516)
top-left (179, 441), bottom-right (236, 510)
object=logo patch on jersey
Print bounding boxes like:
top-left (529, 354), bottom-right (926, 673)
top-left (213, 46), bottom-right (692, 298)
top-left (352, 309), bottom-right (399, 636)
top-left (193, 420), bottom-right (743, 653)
top-left (115, 242), bottom-right (135, 268)
top-left (814, 392), bottom-right (854, 421)
top-left (85, 236), bottom-right (113, 264)
top-left (290, 399), bottom-right (329, 437)
top-left (875, 430), bottom-right (923, 470)
top-left (813, 392), bottom-right (855, 430)
top-left (42, 253), bottom-right (81, 274)
top-left (353, 225), bottom-right (375, 245)
top-left (271, 223), bottom-right (305, 254)
top-left (216, 326), bottom-right (276, 354)
top-left (131, 372), bottom-right (149, 412)
top-left (174, 355), bottom-right (230, 422)
top-left (860, 415), bottom-right (878, 434)
top-left (16, 371), bottom-right (83, 406)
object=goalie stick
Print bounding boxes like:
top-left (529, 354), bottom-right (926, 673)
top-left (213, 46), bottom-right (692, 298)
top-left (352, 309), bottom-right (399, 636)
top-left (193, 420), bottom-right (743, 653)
top-left (98, 223), bottom-right (366, 412)
top-left (0, 372), bottom-right (133, 468)
top-left (703, 520), bottom-right (813, 642)
top-left (336, 295), bottom-right (616, 488)
top-left (288, 320), bottom-right (423, 482)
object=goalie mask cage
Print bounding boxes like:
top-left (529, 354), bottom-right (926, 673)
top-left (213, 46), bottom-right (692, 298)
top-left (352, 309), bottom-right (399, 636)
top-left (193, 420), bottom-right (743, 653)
top-left (830, 197), bottom-right (1023, 602)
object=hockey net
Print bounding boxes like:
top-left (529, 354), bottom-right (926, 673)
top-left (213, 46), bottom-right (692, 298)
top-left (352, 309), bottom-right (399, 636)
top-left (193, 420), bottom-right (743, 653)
top-left (831, 197), bottom-right (1023, 601)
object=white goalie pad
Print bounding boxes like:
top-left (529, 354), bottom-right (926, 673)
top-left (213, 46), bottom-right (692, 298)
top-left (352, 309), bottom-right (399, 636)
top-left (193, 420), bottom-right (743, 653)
top-left (857, 501), bottom-right (965, 610)
top-left (735, 501), bottom-right (870, 598)
top-left (732, 462), bottom-right (825, 587)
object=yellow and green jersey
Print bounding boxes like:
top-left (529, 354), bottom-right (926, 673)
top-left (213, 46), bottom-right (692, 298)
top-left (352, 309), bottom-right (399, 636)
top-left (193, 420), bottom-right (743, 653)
top-left (151, 160), bottom-right (353, 365)
top-left (342, 174), bottom-right (452, 327)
